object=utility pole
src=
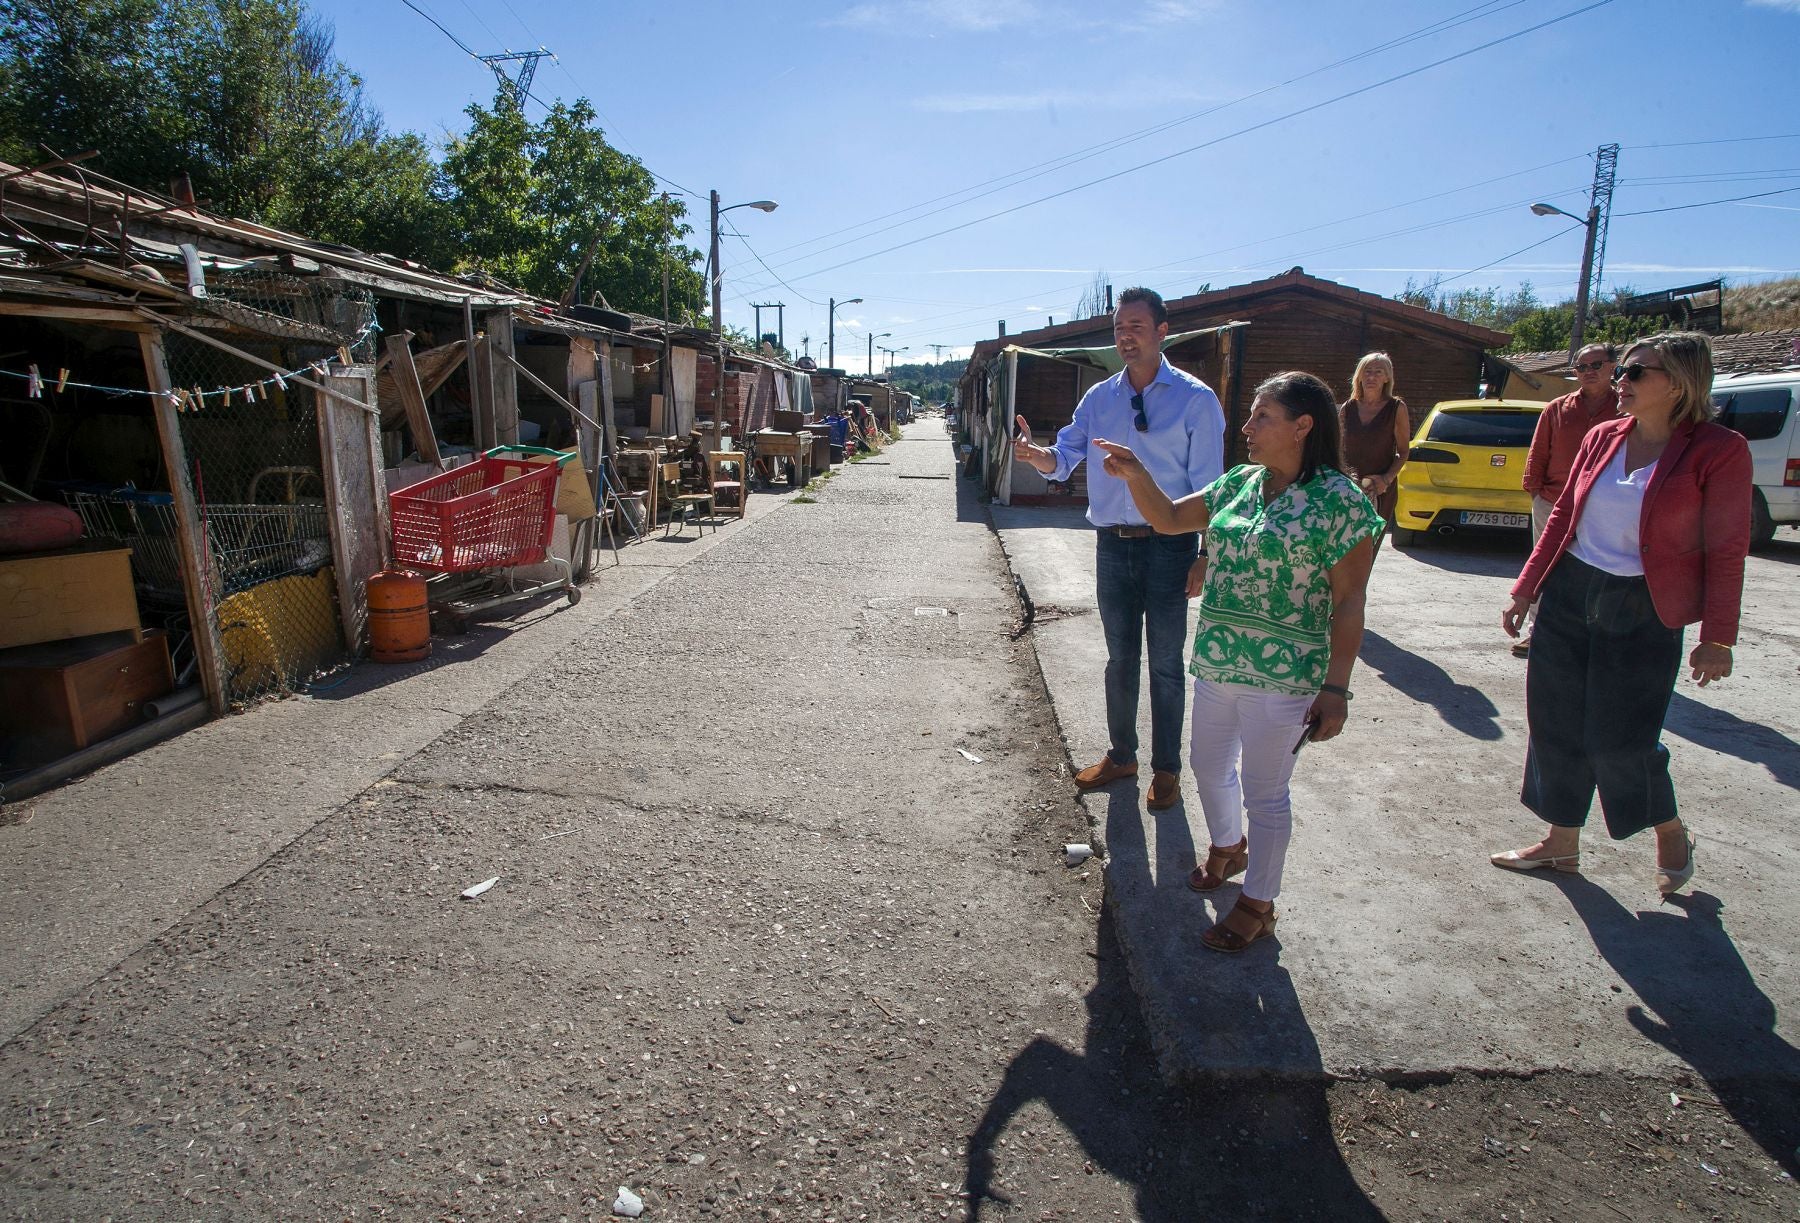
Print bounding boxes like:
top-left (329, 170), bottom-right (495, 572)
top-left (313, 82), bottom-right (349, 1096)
top-left (929, 344), bottom-right (947, 362)
top-left (1584, 143), bottom-right (1620, 339)
top-left (751, 301), bottom-right (786, 352)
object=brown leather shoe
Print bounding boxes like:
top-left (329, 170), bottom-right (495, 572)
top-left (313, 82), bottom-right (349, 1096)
top-left (1146, 770), bottom-right (1179, 810)
top-left (1072, 754), bottom-right (1137, 790)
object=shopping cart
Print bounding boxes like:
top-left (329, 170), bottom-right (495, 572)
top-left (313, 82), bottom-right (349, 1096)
top-left (388, 452), bottom-right (579, 629)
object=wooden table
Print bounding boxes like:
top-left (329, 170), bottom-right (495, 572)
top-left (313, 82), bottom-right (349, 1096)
top-left (752, 431), bottom-right (812, 488)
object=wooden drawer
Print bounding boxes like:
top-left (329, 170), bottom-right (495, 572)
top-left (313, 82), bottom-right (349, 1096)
top-left (0, 630), bottom-right (174, 767)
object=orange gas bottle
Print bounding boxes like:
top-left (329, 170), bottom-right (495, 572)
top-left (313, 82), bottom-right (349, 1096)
top-left (367, 566), bottom-right (430, 662)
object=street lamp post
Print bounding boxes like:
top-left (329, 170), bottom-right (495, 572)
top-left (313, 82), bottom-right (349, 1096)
top-left (828, 297), bottom-right (861, 371)
top-left (868, 331), bottom-right (890, 377)
top-left (1530, 200), bottom-right (1600, 363)
top-left (709, 190), bottom-right (778, 444)
top-left (880, 345), bottom-right (905, 375)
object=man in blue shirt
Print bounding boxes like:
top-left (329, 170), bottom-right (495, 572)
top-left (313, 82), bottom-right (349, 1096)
top-left (1013, 287), bottom-right (1226, 809)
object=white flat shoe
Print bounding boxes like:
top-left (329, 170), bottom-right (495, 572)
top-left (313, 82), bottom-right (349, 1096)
top-left (1490, 848), bottom-right (1581, 873)
top-left (1656, 834), bottom-right (1696, 897)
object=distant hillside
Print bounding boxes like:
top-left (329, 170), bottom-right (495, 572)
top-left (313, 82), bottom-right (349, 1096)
top-left (1724, 277), bottom-right (1800, 332)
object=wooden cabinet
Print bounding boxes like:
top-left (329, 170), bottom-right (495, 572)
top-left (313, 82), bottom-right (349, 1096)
top-left (0, 630), bottom-right (174, 767)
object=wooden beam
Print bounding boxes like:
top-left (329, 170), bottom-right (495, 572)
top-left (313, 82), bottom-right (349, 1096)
top-left (485, 307), bottom-right (519, 446)
top-left (138, 331), bottom-right (227, 717)
top-left (463, 298), bottom-right (489, 449)
top-left (568, 337), bottom-right (599, 582)
top-left (493, 345), bottom-right (604, 434)
top-left (0, 302), bottom-right (154, 327)
top-left (316, 369), bottom-right (386, 652)
top-left (384, 331), bottom-right (443, 468)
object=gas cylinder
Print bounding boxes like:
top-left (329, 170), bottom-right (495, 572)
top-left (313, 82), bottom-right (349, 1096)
top-left (367, 566), bottom-right (430, 662)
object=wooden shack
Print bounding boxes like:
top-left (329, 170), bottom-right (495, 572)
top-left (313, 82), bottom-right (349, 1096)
top-left (958, 269), bottom-right (1510, 504)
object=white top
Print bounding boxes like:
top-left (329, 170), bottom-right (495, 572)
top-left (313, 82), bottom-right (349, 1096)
top-left (1569, 445), bottom-right (1656, 577)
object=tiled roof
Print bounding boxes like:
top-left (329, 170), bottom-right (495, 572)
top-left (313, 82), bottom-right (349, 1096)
top-left (1511, 330), bottom-right (1800, 377)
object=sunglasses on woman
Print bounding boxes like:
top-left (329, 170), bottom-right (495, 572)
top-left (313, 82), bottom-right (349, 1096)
top-left (1611, 362), bottom-right (1665, 384)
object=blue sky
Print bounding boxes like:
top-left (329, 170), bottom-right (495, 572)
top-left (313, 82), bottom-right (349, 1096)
top-left (309, 0), bottom-right (1800, 365)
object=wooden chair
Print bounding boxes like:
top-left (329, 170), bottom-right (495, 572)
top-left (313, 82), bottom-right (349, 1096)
top-left (706, 451), bottom-right (748, 519)
top-left (663, 460), bottom-right (713, 537)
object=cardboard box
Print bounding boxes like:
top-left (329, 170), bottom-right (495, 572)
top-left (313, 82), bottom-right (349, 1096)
top-left (0, 546), bottom-right (141, 650)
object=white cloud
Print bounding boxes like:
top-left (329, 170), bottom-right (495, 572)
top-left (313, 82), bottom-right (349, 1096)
top-left (827, 0), bottom-right (1211, 35)
top-left (826, 0), bottom-right (1040, 33)
top-left (914, 86), bottom-right (1216, 113)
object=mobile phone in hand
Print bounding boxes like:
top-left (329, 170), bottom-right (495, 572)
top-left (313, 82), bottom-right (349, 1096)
top-left (1292, 716), bottom-right (1319, 754)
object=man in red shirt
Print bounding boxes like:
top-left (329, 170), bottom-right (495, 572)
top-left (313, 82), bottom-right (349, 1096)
top-left (1516, 341), bottom-right (1620, 656)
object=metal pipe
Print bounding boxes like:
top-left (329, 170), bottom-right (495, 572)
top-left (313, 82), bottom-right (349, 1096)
top-left (143, 685), bottom-right (204, 720)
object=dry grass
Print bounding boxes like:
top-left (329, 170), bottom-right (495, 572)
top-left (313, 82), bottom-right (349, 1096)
top-left (1724, 276), bottom-right (1800, 331)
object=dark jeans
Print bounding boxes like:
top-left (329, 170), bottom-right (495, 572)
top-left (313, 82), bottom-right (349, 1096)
top-left (1522, 555), bottom-right (1683, 840)
top-left (1095, 530), bottom-right (1198, 775)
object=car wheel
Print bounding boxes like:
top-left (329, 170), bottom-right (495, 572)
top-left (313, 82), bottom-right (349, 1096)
top-left (1391, 526), bottom-right (1419, 548)
top-left (1750, 488), bottom-right (1776, 551)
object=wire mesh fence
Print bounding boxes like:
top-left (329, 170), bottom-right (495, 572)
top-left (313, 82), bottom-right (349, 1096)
top-left (142, 275), bottom-right (378, 706)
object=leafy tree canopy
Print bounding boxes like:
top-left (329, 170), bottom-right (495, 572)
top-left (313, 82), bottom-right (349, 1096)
top-left (0, 0), bottom-right (702, 316)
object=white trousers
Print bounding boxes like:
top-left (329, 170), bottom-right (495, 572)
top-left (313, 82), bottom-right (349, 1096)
top-left (1188, 677), bottom-right (1315, 902)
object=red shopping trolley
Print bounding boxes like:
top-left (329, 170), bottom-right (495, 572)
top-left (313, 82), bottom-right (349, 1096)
top-left (389, 452), bottom-right (579, 629)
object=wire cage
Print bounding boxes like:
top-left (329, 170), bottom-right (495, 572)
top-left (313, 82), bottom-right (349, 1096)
top-left (161, 330), bottom-right (355, 704)
top-left (390, 457), bottom-right (559, 573)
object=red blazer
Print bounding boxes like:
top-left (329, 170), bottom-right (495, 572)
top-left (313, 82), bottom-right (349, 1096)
top-left (1512, 416), bottom-right (1753, 645)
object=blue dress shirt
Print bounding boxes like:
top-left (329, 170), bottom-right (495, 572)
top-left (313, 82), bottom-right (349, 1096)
top-left (1046, 358), bottom-right (1227, 528)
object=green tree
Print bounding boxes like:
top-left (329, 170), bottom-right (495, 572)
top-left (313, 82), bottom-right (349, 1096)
top-left (0, 0), bottom-right (441, 259)
top-left (437, 92), bottom-right (703, 316)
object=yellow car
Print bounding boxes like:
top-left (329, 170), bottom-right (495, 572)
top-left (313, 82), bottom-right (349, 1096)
top-left (1390, 399), bottom-right (1545, 546)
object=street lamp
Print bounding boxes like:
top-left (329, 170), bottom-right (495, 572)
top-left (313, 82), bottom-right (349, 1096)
top-left (1530, 200), bottom-right (1600, 363)
top-left (880, 345), bottom-right (906, 376)
top-left (709, 191), bottom-right (778, 444)
top-left (827, 297), bottom-right (861, 371)
top-left (868, 331), bottom-right (890, 376)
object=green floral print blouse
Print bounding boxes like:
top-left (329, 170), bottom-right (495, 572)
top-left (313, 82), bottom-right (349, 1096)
top-left (1189, 464), bottom-right (1382, 695)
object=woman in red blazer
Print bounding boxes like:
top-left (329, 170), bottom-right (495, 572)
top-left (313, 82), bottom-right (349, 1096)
top-left (1492, 332), bottom-right (1752, 896)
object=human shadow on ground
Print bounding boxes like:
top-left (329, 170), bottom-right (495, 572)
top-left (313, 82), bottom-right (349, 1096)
top-left (1664, 692), bottom-right (1800, 792)
top-left (1754, 537), bottom-right (1800, 566)
top-left (1358, 630), bottom-right (1503, 741)
top-left (965, 786), bottom-right (1380, 1220)
top-left (1555, 876), bottom-right (1800, 1174)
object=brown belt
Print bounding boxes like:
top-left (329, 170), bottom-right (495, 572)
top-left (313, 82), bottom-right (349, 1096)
top-left (1102, 525), bottom-right (1156, 539)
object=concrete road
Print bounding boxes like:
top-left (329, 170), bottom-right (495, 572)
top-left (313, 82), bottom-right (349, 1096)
top-left (996, 502), bottom-right (1800, 1085)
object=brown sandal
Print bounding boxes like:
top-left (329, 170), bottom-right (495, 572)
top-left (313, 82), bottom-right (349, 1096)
top-left (1189, 838), bottom-right (1249, 892)
top-left (1201, 899), bottom-right (1279, 954)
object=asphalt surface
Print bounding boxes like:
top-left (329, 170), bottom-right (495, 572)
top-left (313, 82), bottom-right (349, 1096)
top-left (2, 419), bottom-right (1795, 1219)
top-left (995, 501), bottom-right (1800, 1086)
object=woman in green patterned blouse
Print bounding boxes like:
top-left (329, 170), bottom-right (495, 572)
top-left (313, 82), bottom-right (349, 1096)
top-left (1096, 372), bottom-right (1382, 952)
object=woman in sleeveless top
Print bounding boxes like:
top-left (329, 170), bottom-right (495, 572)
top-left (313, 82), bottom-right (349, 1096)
top-left (1339, 352), bottom-right (1410, 541)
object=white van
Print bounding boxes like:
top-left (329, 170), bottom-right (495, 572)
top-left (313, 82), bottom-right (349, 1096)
top-left (1710, 370), bottom-right (1800, 549)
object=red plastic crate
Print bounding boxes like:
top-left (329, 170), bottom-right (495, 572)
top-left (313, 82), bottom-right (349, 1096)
top-left (389, 457), bottom-right (558, 573)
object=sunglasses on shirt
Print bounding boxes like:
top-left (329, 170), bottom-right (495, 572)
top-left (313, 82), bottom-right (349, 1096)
top-left (1611, 362), bottom-right (1666, 384)
top-left (1131, 391), bottom-right (1148, 432)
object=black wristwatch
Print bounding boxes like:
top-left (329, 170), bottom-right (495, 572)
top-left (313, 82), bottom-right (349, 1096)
top-left (1319, 683), bottom-right (1352, 700)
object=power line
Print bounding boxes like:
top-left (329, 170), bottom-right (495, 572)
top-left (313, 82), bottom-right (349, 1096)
top-left (844, 157), bottom-right (1595, 348)
top-left (1374, 224), bottom-right (1580, 290)
top-left (761, 0), bottom-right (1537, 265)
top-left (774, 0), bottom-right (1620, 285)
top-left (1623, 133), bottom-right (1800, 151)
top-left (1615, 185), bottom-right (1800, 217)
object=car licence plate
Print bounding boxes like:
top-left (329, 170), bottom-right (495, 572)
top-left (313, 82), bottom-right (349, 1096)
top-left (1459, 511), bottom-right (1528, 528)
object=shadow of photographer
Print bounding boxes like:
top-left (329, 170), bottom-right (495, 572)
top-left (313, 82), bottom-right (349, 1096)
top-left (964, 785), bottom-right (1380, 1219)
